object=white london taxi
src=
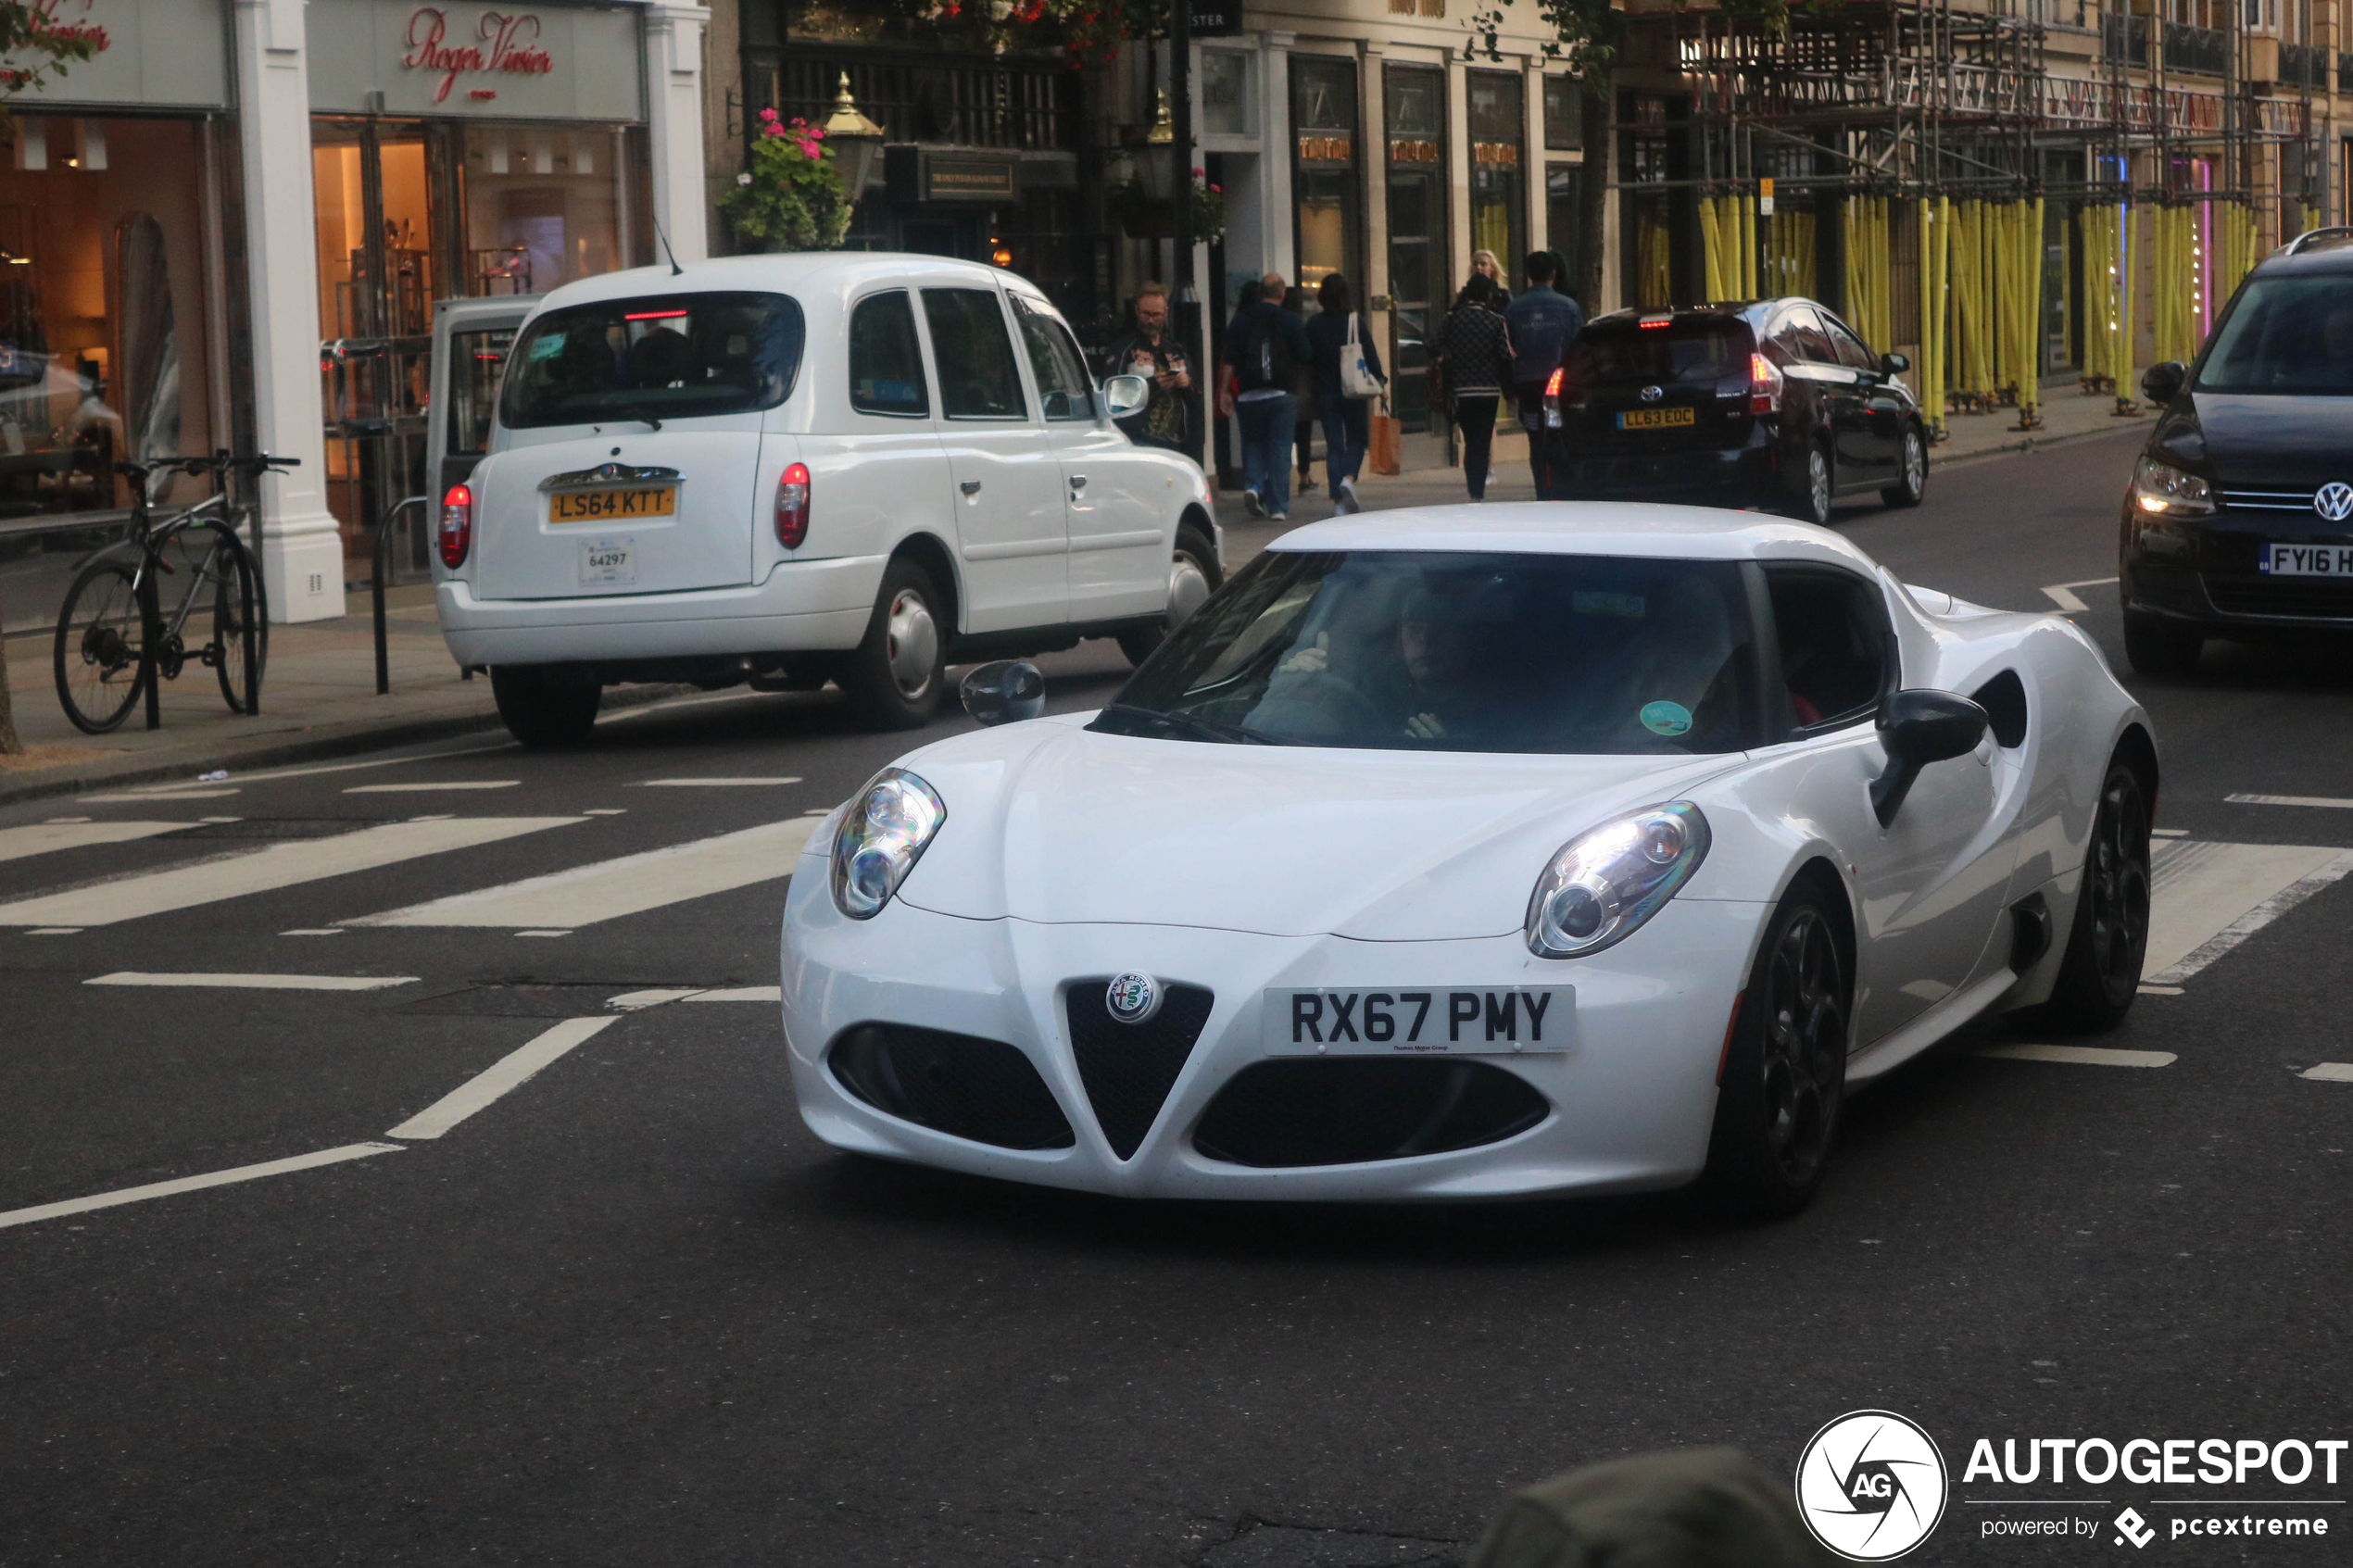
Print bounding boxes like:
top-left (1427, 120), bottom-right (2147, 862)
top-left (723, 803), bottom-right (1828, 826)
top-left (434, 253), bottom-right (1217, 743)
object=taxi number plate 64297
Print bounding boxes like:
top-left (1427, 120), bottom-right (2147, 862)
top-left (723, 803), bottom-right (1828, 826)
top-left (1263, 986), bottom-right (1573, 1055)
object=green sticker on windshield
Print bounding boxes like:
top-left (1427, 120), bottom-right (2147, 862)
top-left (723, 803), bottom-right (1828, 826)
top-left (1640, 700), bottom-right (1692, 737)
top-left (528, 333), bottom-right (566, 360)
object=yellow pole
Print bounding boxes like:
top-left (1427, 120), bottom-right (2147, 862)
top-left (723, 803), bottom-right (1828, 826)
top-left (1701, 198), bottom-right (1723, 303)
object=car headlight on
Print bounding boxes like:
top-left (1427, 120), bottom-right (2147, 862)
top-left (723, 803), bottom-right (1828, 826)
top-left (1526, 802), bottom-right (1711, 959)
top-left (2132, 455), bottom-right (2214, 518)
top-left (830, 768), bottom-right (946, 920)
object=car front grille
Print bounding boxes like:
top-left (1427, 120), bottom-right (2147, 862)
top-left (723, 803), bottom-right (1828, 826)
top-left (2219, 487), bottom-right (2323, 515)
top-left (1064, 982), bottom-right (1216, 1160)
top-left (2203, 576), bottom-right (2353, 620)
top-left (827, 1023), bottom-right (1075, 1150)
top-left (1191, 1059), bottom-right (1551, 1169)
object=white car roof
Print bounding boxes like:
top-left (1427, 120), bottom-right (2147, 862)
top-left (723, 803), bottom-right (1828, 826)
top-left (525, 253), bottom-right (1045, 315)
top-left (1270, 503), bottom-right (1882, 571)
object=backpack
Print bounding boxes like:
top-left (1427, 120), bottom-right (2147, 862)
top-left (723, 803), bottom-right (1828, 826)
top-left (1233, 308), bottom-right (1297, 394)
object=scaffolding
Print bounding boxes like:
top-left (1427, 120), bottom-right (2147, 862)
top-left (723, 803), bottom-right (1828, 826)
top-left (1649, 0), bottom-right (2322, 436)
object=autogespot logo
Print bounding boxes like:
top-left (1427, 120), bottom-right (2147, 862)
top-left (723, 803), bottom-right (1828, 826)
top-left (1796, 1410), bottom-right (1949, 1561)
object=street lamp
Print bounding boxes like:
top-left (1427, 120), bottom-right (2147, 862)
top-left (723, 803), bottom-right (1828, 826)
top-left (1137, 89), bottom-right (1175, 201)
top-left (824, 72), bottom-right (886, 199)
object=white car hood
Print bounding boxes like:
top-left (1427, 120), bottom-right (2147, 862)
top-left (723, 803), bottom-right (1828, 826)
top-left (891, 716), bottom-right (1737, 940)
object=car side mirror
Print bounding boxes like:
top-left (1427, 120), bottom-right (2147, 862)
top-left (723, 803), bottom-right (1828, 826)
top-left (2141, 360), bottom-right (2187, 406)
top-left (1869, 689), bottom-right (1989, 826)
top-left (960, 659), bottom-right (1045, 727)
top-left (1102, 373), bottom-right (1150, 420)
top-left (1880, 351), bottom-right (1910, 376)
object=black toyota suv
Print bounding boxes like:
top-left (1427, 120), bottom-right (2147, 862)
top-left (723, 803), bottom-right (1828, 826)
top-left (2120, 229), bottom-right (2353, 674)
top-left (1538, 297), bottom-right (1931, 525)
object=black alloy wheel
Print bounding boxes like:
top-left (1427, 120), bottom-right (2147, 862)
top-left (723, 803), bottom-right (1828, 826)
top-left (2038, 762), bottom-right (2153, 1031)
top-left (1703, 887), bottom-right (1849, 1218)
top-left (490, 665), bottom-right (602, 746)
top-left (1882, 423), bottom-right (1928, 508)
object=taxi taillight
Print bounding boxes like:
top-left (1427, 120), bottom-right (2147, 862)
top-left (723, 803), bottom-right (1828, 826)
top-left (438, 483), bottom-right (472, 569)
top-left (775, 462), bottom-right (811, 548)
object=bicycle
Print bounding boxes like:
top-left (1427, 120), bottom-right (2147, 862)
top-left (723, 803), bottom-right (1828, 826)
top-left (52, 451), bottom-right (296, 734)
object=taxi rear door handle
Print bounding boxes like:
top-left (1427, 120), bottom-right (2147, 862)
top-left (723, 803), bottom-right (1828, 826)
top-left (1068, 475), bottom-right (1088, 491)
top-left (960, 480), bottom-right (982, 496)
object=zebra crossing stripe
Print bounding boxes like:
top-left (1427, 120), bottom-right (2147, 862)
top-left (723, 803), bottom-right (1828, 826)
top-left (0, 818), bottom-right (587, 927)
top-left (345, 818), bottom-right (825, 930)
top-left (0, 821), bottom-right (191, 865)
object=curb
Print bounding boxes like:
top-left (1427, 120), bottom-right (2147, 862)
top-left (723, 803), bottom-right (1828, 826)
top-left (0, 683), bottom-right (696, 809)
top-left (1929, 412), bottom-right (2147, 472)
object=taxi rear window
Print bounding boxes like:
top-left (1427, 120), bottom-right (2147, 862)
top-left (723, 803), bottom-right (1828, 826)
top-left (499, 292), bottom-right (805, 429)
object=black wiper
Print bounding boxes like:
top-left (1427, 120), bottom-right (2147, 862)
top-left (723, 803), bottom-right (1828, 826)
top-left (1090, 702), bottom-right (1283, 746)
top-left (624, 406), bottom-right (663, 431)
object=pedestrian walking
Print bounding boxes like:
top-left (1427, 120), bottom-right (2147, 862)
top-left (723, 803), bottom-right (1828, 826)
top-left (1303, 273), bottom-right (1386, 514)
top-left (1216, 271), bottom-right (1312, 521)
top-left (1440, 272), bottom-right (1512, 501)
top-left (1504, 250), bottom-right (1585, 499)
top-left (1470, 248), bottom-right (1512, 310)
top-left (1285, 286), bottom-right (1318, 496)
top-left (1098, 282), bottom-right (1194, 454)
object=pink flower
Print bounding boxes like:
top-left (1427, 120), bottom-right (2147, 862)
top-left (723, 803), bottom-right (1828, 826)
top-left (759, 107), bottom-right (778, 122)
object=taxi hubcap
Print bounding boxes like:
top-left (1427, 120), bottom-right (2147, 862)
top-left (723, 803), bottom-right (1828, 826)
top-left (884, 589), bottom-right (939, 699)
top-left (1168, 551), bottom-right (1211, 629)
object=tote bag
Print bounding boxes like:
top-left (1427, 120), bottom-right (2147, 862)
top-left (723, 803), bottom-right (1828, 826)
top-left (1339, 312), bottom-right (1383, 399)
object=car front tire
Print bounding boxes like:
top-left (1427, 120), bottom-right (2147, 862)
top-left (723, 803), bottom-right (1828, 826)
top-left (2122, 609), bottom-right (2203, 677)
top-left (843, 557), bottom-right (948, 731)
top-left (1881, 423), bottom-right (1928, 508)
top-left (1702, 884), bottom-right (1849, 1220)
top-left (490, 665), bottom-right (600, 746)
top-left (1116, 521), bottom-right (1220, 667)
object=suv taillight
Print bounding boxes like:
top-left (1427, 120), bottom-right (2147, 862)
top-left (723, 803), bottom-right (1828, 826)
top-left (1542, 367), bottom-right (1566, 430)
top-left (1749, 353), bottom-right (1783, 417)
top-left (438, 483), bottom-right (472, 569)
top-left (775, 462), bottom-right (811, 548)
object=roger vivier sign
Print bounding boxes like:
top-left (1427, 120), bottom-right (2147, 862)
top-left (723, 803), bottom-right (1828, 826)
top-left (402, 7), bottom-right (553, 104)
top-left (308, 0), bottom-right (643, 121)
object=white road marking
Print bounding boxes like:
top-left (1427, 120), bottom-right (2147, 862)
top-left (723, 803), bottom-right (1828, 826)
top-left (0, 1143), bottom-right (402, 1232)
top-left (636, 777), bottom-right (804, 787)
top-left (688, 985), bottom-right (782, 1003)
top-left (2038, 576), bottom-right (2119, 613)
top-left (79, 789), bottom-right (240, 802)
top-left (609, 988), bottom-right (702, 1010)
top-left (584, 808), bottom-right (627, 815)
top-left (346, 781), bottom-right (519, 794)
top-left (0, 816), bottom-right (585, 927)
top-left (0, 821), bottom-right (189, 865)
top-left (2151, 827), bottom-right (2187, 838)
top-left (85, 972), bottom-right (418, 992)
top-left (2137, 984), bottom-right (2184, 996)
top-left (201, 739), bottom-right (517, 787)
top-left (384, 1017), bottom-right (618, 1140)
top-left (598, 688), bottom-right (774, 724)
top-left (1980, 1044), bottom-right (2177, 1068)
top-left (347, 818), bottom-right (822, 930)
top-left (24, 927), bottom-right (81, 935)
top-left (515, 930), bottom-right (572, 937)
top-left (45, 816), bottom-right (92, 823)
top-left (2147, 842), bottom-right (2353, 983)
top-left (2301, 1063), bottom-right (2353, 1083)
top-left (280, 929), bottom-right (345, 937)
top-left (2226, 793), bottom-right (2353, 810)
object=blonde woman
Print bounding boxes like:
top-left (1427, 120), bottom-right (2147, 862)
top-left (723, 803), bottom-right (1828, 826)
top-left (1470, 248), bottom-right (1513, 309)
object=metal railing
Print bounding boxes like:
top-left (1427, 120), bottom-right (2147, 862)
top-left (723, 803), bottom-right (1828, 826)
top-left (2102, 12), bottom-right (2150, 65)
top-left (763, 49), bottom-right (1078, 151)
top-left (2161, 21), bottom-right (2230, 76)
top-left (2280, 42), bottom-right (2330, 88)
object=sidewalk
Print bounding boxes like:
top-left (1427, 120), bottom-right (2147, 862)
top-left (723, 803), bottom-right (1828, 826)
top-left (0, 587), bottom-right (510, 805)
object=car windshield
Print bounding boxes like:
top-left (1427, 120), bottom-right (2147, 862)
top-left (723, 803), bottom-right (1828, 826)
top-left (1564, 319), bottom-right (1751, 389)
top-left (499, 292), bottom-right (805, 428)
top-left (2196, 276), bottom-right (2353, 395)
top-left (1097, 550), bottom-right (1763, 755)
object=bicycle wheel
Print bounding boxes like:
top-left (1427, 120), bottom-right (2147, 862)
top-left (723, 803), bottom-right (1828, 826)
top-left (53, 556), bottom-right (149, 734)
top-left (202, 526), bottom-right (270, 714)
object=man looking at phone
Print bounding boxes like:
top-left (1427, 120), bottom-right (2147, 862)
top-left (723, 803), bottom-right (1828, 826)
top-left (1101, 282), bottom-right (1193, 454)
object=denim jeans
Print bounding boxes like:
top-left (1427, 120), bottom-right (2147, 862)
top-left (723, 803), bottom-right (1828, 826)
top-left (1320, 398), bottom-right (1370, 488)
top-left (1237, 393), bottom-right (1296, 515)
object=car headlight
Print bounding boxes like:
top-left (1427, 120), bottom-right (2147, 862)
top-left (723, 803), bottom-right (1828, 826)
top-left (830, 768), bottom-right (946, 920)
top-left (2133, 455), bottom-right (2213, 518)
top-left (1526, 802), bottom-right (1711, 959)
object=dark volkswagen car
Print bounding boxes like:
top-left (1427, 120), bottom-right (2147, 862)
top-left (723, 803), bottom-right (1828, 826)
top-left (1538, 297), bottom-right (1930, 524)
top-left (2120, 230), bottom-right (2353, 674)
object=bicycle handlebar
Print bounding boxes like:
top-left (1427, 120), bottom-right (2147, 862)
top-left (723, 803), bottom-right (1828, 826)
top-left (113, 451), bottom-right (302, 483)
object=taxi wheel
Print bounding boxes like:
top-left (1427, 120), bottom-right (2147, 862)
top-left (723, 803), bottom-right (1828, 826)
top-left (845, 558), bottom-right (947, 731)
top-left (1701, 884), bottom-right (1849, 1220)
top-left (1116, 523), bottom-right (1220, 667)
top-left (490, 666), bottom-right (600, 746)
top-left (2037, 763), bottom-right (2152, 1032)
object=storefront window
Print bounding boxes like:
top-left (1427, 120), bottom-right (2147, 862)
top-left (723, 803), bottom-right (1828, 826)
top-left (1547, 164), bottom-right (1582, 292)
top-left (1202, 51), bottom-right (1250, 138)
top-left (463, 124), bottom-right (637, 296)
top-left (1385, 65), bottom-right (1445, 434)
top-left (0, 115), bottom-right (225, 522)
top-left (1291, 55), bottom-right (1360, 309)
top-left (1467, 72), bottom-right (1525, 282)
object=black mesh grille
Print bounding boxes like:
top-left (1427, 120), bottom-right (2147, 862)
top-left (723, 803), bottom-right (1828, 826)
top-left (2203, 576), bottom-right (2353, 620)
top-left (827, 1024), bottom-right (1074, 1150)
top-left (1192, 1059), bottom-right (1550, 1169)
top-left (1064, 982), bottom-right (1215, 1160)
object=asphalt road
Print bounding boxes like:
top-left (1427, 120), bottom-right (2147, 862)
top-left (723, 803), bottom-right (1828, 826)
top-left (6, 427), bottom-right (2351, 1567)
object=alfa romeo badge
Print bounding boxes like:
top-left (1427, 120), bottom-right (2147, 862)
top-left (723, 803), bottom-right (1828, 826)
top-left (1105, 972), bottom-right (1162, 1025)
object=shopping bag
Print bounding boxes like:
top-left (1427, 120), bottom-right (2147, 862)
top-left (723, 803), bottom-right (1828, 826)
top-left (1368, 408), bottom-right (1403, 476)
top-left (1340, 312), bottom-right (1383, 398)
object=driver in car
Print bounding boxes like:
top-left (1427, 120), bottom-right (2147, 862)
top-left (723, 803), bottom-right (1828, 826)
top-left (1397, 583), bottom-right (1501, 742)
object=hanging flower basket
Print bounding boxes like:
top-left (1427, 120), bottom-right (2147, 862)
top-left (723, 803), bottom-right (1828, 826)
top-left (721, 111), bottom-right (853, 252)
